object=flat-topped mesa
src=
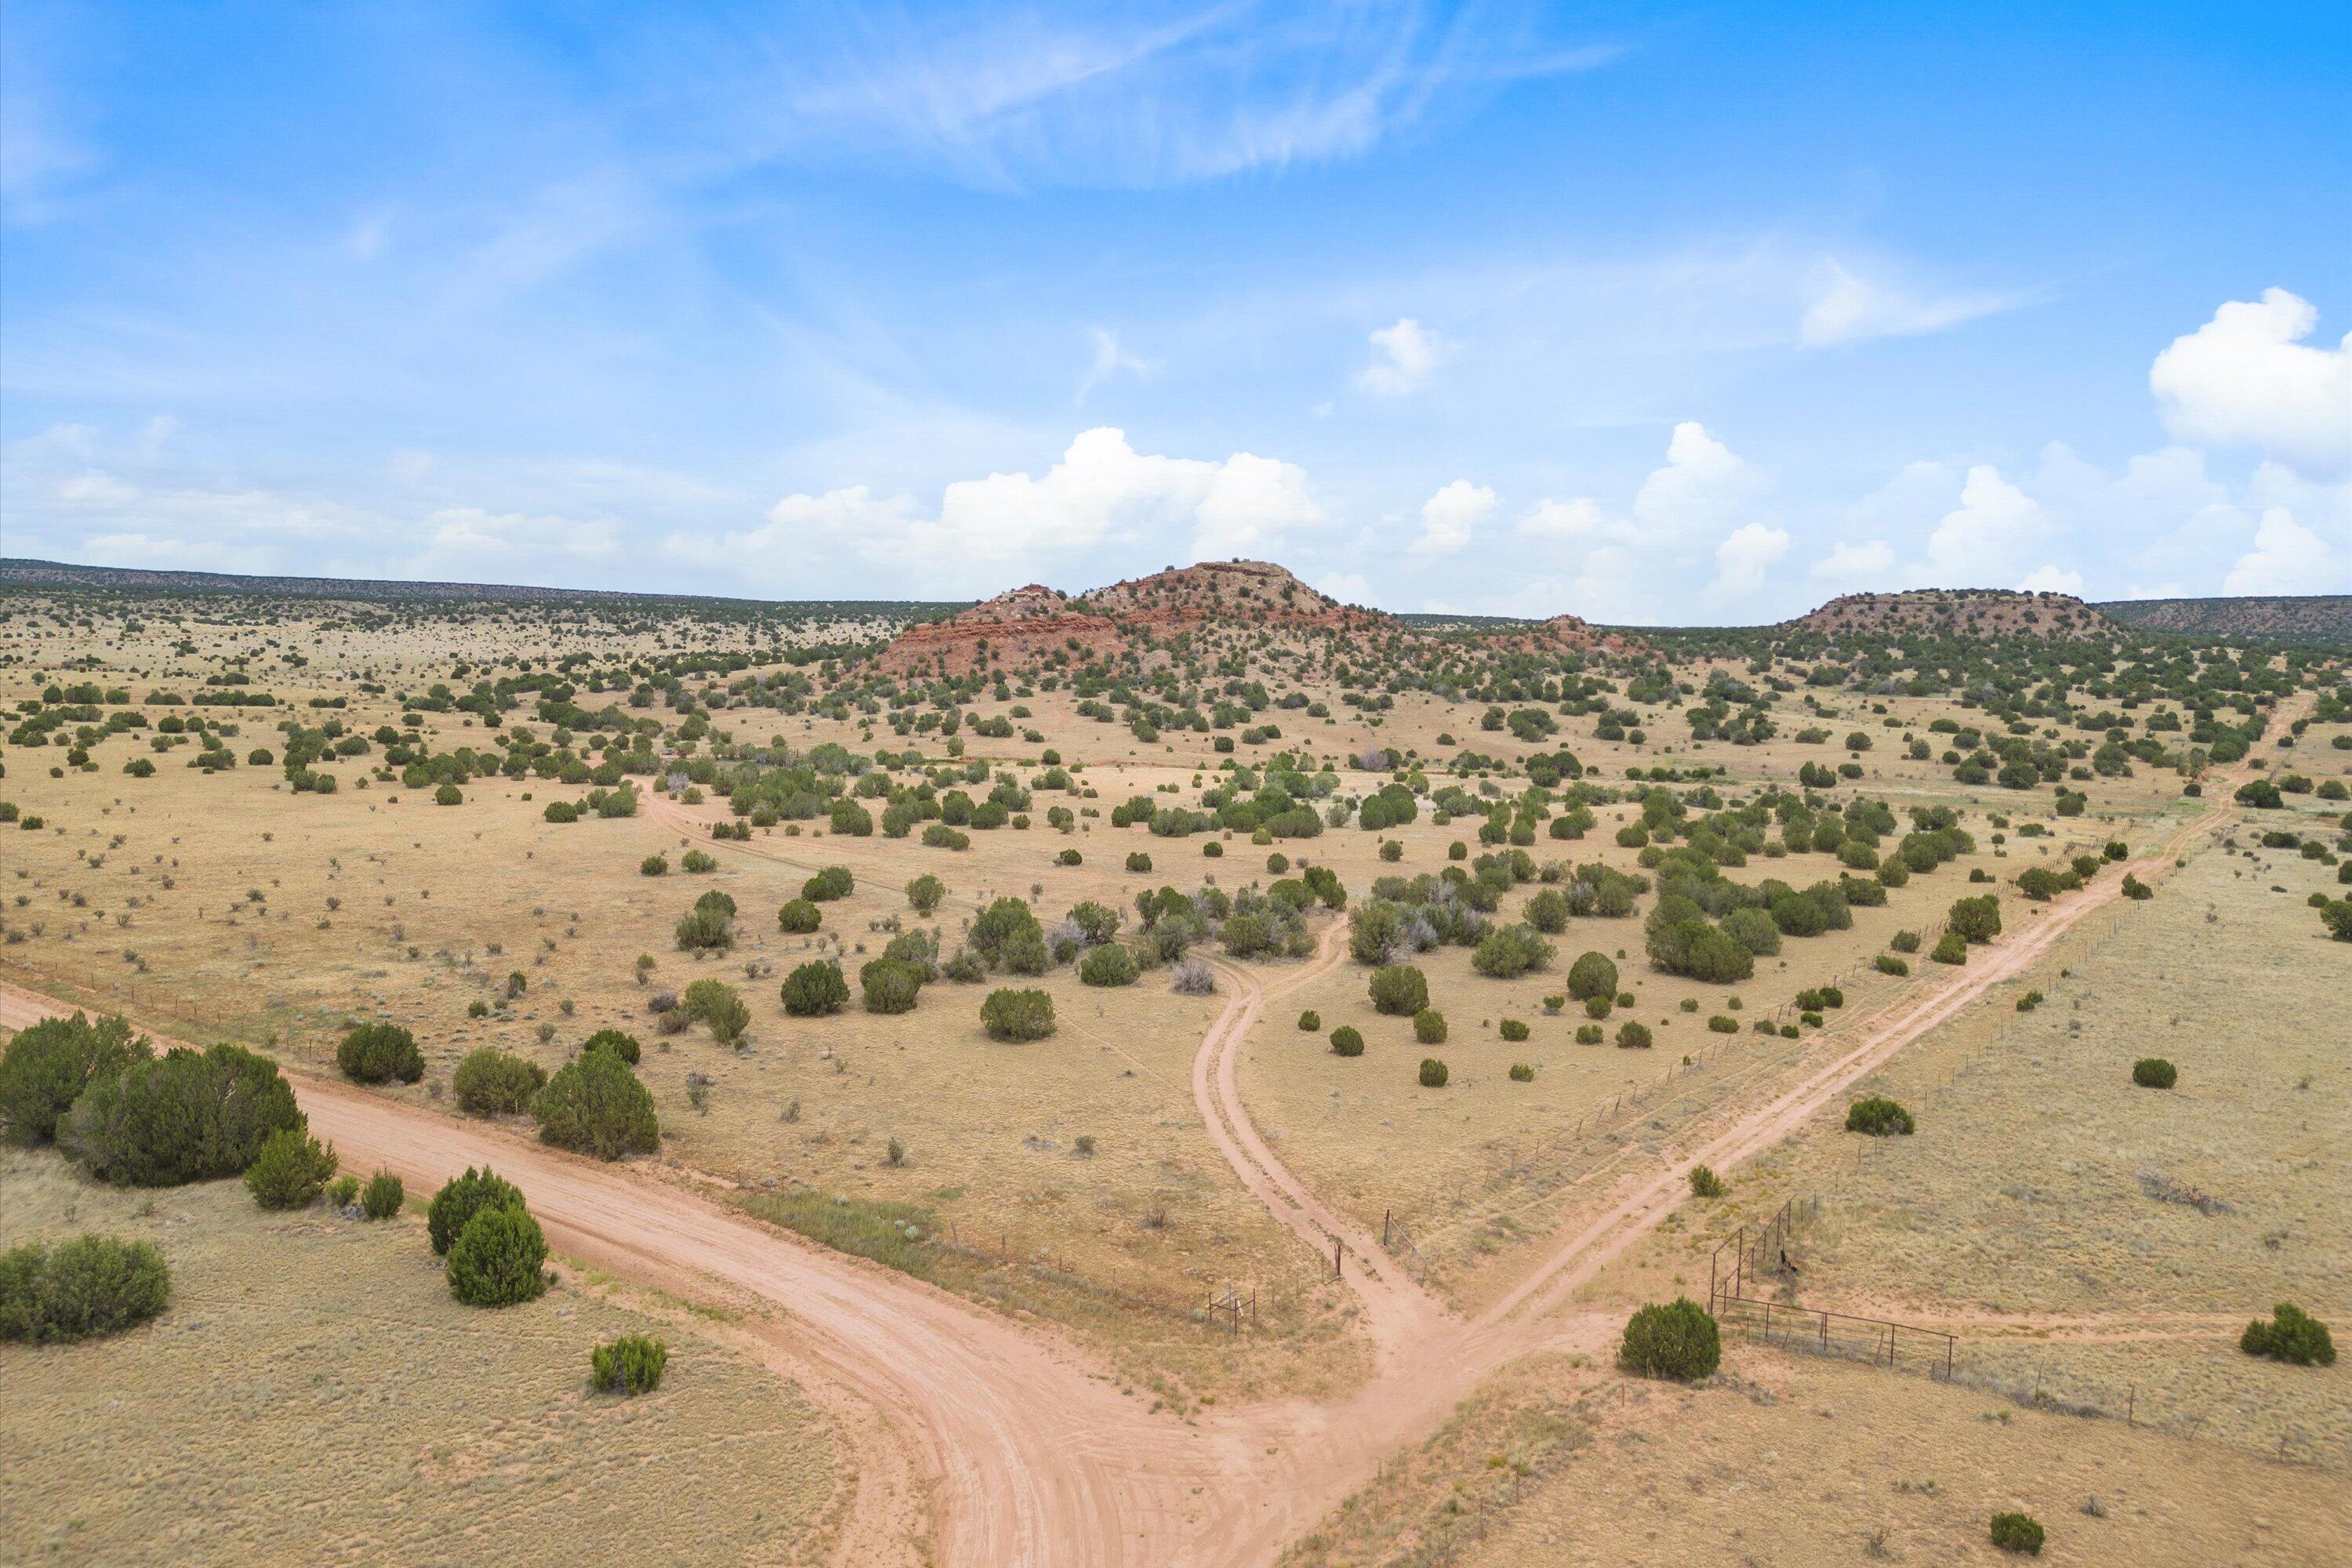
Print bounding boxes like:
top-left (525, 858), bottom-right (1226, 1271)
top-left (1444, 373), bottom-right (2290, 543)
top-left (875, 585), bottom-right (1121, 674)
top-left (1079, 560), bottom-right (1381, 632)
top-left (1791, 588), bottom-right (2119, 640)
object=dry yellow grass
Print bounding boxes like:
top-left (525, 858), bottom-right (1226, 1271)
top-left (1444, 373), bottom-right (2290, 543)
top-left (0, 1145), bottom-right (840, 1568)
top-left (0, 595), bottom-right (2253, 1406)
top-left (1417, 1348), bottom-right (2351, 1568)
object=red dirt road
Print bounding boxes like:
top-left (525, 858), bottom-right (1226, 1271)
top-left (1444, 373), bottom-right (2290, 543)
top-left (1, 699), bottom-right (2299, 1566)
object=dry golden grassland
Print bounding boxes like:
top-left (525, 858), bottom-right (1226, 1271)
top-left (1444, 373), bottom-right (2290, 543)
top-left (1491, 1352), bottom-right (2346, 1568)
top-left (1283, 1345), bottom-right (2352, 1567)
top-left (0, 1145), bottom-right (840, 1568)
top-left (1594, 811), bottom-right (2352, 1468)
top-left (0, 597), bottom-right (2318, 1408)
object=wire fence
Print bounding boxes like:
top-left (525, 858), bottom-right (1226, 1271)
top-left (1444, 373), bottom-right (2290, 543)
top-left (1706, 1200), bottom-right (1958, 1383)
top-left (926, 1221), bottom-right (1275, 1334)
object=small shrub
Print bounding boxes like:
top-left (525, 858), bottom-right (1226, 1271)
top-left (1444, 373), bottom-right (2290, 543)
top-left (682, 978), bottom-right (750, 1044)
top-left (2241, 1302), bottom-right (2335, 1366)
top-left (1689, 1163), bottom-right (1726, 1197)
top-left (0, 1235), bottom-right (170, 1344)
top-left (446, 1206), bottom-right (549, 1307)
top-left (1298, 1009), bottom-right (1322, 1032)
top-left (1171, 956), bottom-right (1216, 994)
top-left (434, 783), bottom-right (463, 806)
top-left (329, 1174), bottom-right (361, 1208)
top-left (591, 1334), bottom-right (669, 1395)
top-left (535, 1050), bottom-right (660, 1160)
top-left (427, 1166), bottom-right (525, 1256)
top-left (1889, 929), bottom-right (1920, 953)
top-left (804, 866), bottom-right (855, 902)
top-left (2132, 1057), bottom-right (2176, 1089)
top-left (245, 1127), bottom-right (338, 1209)
top-left (1875, 954), bottom-right (1909, 976)
top-left (452, 1047), bottom-right (546, 1114)
top-left (1499, 1018), bottom-right (1529, 1042)
top-left (1330, 1026), bottom-right (1365, 1057)
top-left (1846, 1096), bottom-right (1914, 1135)
top-left (1618, 1297), bottom-right (1720, 1381)
top-left (1566, 951), bottom-right (1618, 1001)
top-left (336, 1022), bottom-right (424, 1085)
top-left (982, 988), bottom-right (1056, 1042)
top-left (1413, 1008), bottom-right (1448, 1044)
top-left (1988, 1512), bottom-right (2045, 1555)
top-left (782, 961), bottom-right (851, 1016)
top-left (906, 873), bottom-right (946, 915)
top-left (1615, 1021), bottom-right (1653, 1050)
top-left (1930, 931), bottom-right (1969, 965)
top-left (778, 898), bottom-right (822, 933)
top-left (582, 1029), bottom-right (641, 1065)
top-left (1417, 1057), bottom-right (1449, 1087)
top-left (860, 957), bottom-right (926, 1013)
top-left (1370, 964), bottom-right (1429, 1015)
top-left (1706, 1014), bottom-right (1738, 1033)
top-left (360, 1170), bottom-right (405, 1220)
top-left (681, 848), bottom-right (717, 874)
top-left (1507, 1062), bottom-right (1534, 1082)
top-left (640, 854), bottom-right (669, 876)
top-left (1078, 943), bottom-right (1139, 988)
top-left (1576, 1023), bottom-right (1604, 1044)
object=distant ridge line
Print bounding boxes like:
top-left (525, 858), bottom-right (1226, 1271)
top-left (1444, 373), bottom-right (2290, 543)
top-left (0, 557), bottom-right (966, 614)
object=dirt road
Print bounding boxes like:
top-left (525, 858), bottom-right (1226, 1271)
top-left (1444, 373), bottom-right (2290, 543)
top-left (2, 698), bottom-right (2302, 1566)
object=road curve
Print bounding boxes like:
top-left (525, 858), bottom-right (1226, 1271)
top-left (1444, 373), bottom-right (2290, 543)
top-left (1, 693), bottom-right (2300, 1565)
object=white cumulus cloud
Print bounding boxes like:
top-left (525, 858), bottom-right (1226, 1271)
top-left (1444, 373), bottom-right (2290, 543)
top-left (1633, 422), bottom-right (1767, 541)
top-left (695, 427), bottom-right (1326, 593)
top-left (2015, 564), bottom-right (2085, 594)
top-left (1357, 317), bottom-right (1446, 397)
top-left (1410, 478), bottom-right (1495, 555)
top-left (1923, 464), bottom-right (2048, 582)
top-left (1707, 521), bottom-right (1790, 604)
top-left (1811, 539), bottom-right (1897, 583)
top-left (2150, 289), bottom-right (2351, 474)
top-left (2224, 509), bottom-right (2337, 594)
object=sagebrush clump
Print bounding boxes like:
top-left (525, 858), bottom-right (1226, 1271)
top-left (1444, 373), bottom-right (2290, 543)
top-left (591, 1333), bottom-right (669, 1394)
top-left (0, 1235), bottom-right (171, 1344)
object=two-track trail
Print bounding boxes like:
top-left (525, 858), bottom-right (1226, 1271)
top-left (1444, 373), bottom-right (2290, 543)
top-left (2, 693), bottom-right (2303, 1565)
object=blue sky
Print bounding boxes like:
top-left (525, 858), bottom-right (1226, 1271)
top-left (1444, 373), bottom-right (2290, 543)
top-left (2, 1), bottom-right (2347, 619)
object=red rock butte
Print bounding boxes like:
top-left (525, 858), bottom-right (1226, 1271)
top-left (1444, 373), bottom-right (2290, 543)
top-left (875, 560), bottom-right (1388, 674)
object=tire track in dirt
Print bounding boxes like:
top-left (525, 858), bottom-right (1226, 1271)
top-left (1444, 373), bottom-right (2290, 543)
top-left (3, 694), bottom-right (2307, 1564)
top-left (1196, 923), bottom-right (1446, 1364)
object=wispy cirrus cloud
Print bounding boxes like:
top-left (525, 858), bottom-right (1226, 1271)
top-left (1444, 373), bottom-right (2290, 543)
top-left (756, 2), bottom-right (1625, 189)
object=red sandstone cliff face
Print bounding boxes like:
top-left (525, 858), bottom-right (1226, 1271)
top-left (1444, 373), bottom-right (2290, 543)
top-left (875, 586), bottom-right (1122, 674)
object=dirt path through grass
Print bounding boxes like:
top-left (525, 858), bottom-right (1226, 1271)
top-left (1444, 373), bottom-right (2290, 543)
top-left (1, 693), bottom-right (2307, 1566)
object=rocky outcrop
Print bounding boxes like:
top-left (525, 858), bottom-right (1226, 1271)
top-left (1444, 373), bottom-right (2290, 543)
top-left (873, 561), bottom-right (1392, 673)
top-left (1079, 560), bottom-right (1378, 633)
top-left (1535, 612), bottom-right (1647, 656)
top-left (875, 585), bottom-right (1121, 674)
